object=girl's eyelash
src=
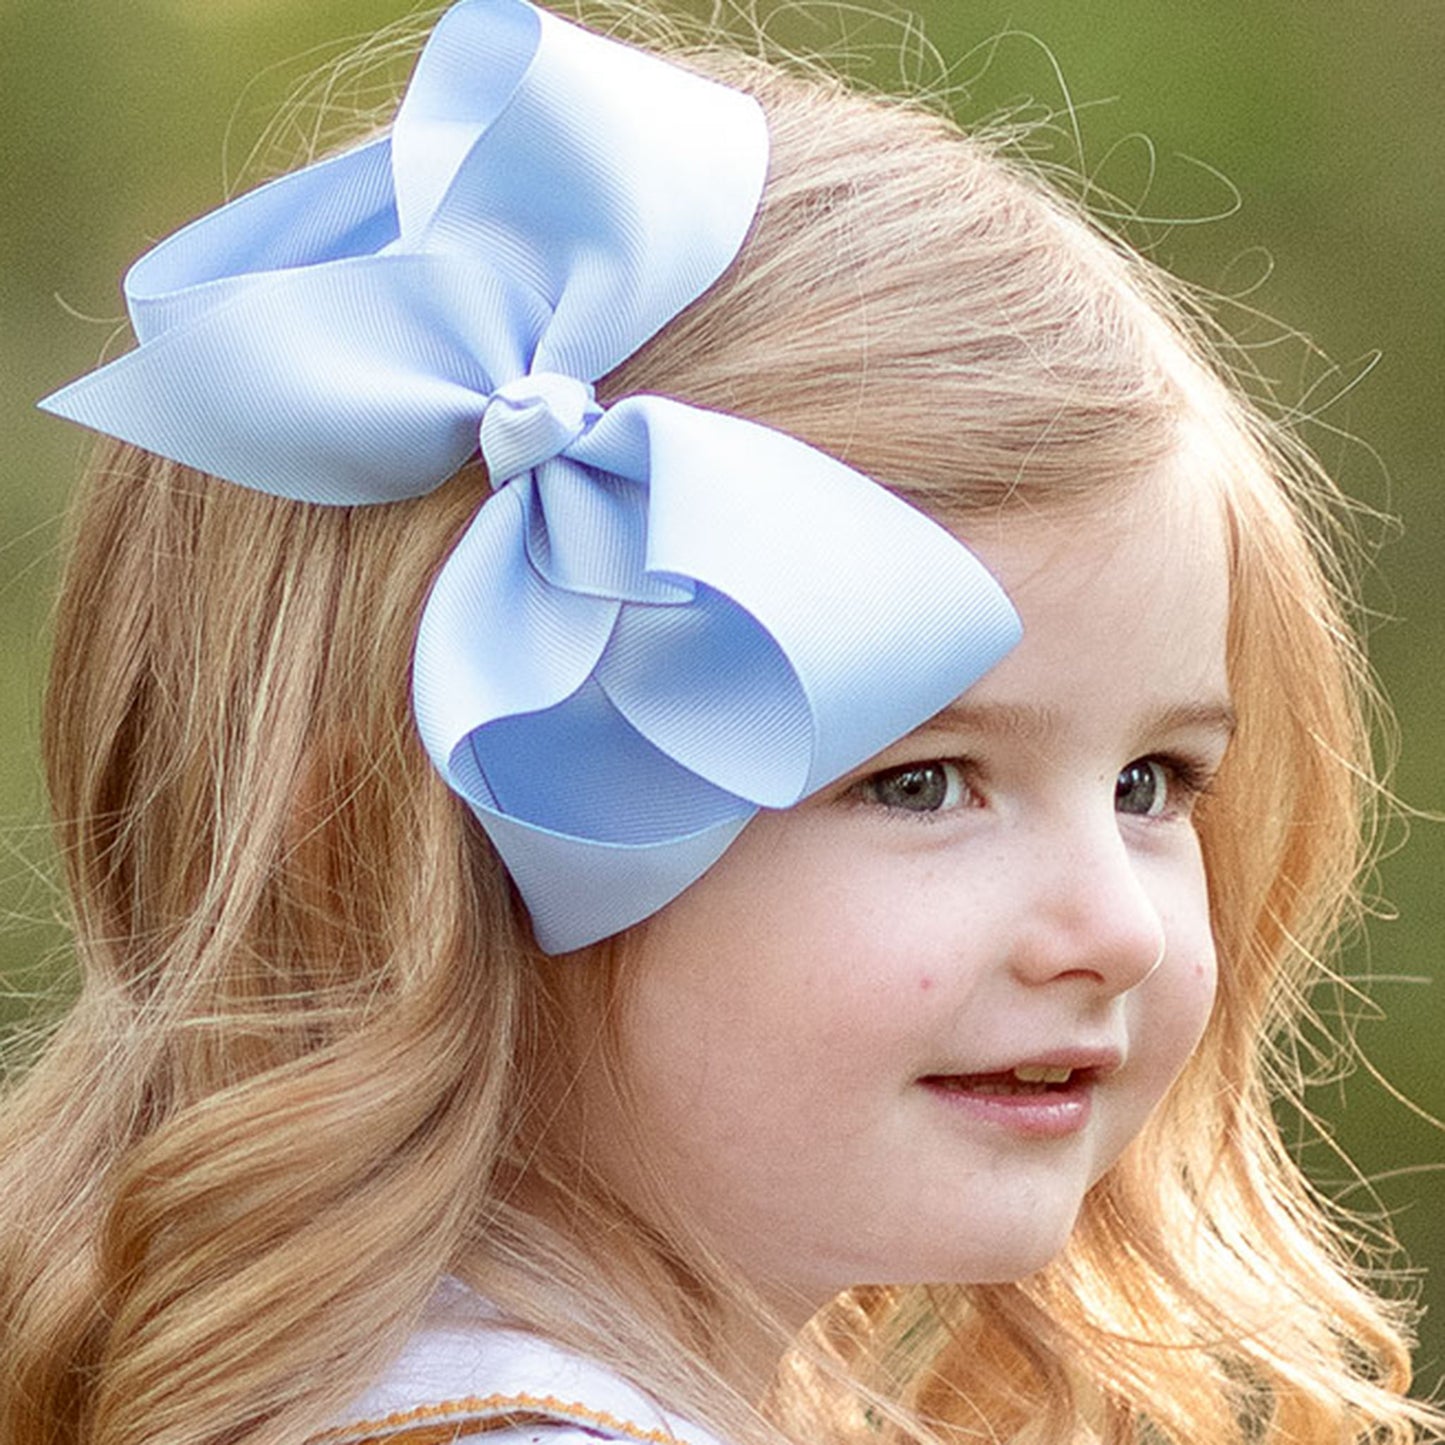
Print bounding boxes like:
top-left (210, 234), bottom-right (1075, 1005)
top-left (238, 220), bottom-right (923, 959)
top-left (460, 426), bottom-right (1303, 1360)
top-left (1119, 750), bottom-right (1223, 823)
top-left (1152, 752), bottom-right (1221, 801)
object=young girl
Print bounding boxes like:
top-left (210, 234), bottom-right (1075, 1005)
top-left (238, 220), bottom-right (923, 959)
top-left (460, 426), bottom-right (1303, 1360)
top-left (3, 2), bottom-right (1437, 1443)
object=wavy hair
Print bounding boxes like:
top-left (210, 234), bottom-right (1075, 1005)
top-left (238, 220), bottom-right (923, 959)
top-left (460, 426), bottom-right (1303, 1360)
top-left (1, 6), bottom-right (1437, 1444)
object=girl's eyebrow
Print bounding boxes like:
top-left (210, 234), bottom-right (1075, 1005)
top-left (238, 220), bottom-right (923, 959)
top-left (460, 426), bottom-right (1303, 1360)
top-left (924, 698), bottom-right (1239, 745)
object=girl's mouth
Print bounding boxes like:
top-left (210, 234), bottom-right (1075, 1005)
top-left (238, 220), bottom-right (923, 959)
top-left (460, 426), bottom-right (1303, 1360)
top-left (926, 1064), bottom-right (1084, 1096)
top-left (919, 1066), bottom-right (1099, 1135)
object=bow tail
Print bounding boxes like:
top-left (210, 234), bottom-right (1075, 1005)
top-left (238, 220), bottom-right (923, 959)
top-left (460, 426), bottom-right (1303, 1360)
top-left (476, 800), bottom-right (754, 955)
top-left (414, 475), bottom-right (758, 952)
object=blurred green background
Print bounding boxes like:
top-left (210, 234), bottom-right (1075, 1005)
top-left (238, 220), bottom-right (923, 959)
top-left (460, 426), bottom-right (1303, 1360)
top-left (3, 0), bottom-right (1442, 1395)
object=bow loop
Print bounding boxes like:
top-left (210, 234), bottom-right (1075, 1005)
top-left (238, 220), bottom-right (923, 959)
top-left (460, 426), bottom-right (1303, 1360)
top-left (39, 0), bottom-right (769, 505)
top-left (481, 372), bottom-right (602, 487)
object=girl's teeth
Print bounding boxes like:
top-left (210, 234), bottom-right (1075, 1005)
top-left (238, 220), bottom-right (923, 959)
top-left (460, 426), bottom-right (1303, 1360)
top-left (1012, 1064), bottom-right (1074, 1084)
top-left (927, 1066), bottom-right (1078, 1095)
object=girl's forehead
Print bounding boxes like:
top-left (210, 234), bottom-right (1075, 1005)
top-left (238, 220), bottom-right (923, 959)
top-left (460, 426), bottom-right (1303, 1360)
top-left (953, 441), bottom-right (1232, 587)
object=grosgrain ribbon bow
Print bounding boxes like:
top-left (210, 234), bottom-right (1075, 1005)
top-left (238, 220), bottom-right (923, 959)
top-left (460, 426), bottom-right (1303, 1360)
top-left (40, 0), bottom-right (1021, 952)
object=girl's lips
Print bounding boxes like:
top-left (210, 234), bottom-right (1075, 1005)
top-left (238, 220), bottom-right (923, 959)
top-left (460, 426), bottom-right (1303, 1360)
top-left (919, 1068), bottom-right (1102, 1138)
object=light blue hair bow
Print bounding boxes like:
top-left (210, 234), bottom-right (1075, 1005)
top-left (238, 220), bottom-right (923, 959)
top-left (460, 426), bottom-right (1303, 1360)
top-left (40, 0), bottom-right (1021, 952)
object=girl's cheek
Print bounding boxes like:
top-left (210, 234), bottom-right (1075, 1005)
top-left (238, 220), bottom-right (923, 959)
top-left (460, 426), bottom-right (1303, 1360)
top-left (1148, 933), bottom-right (1218, 1072)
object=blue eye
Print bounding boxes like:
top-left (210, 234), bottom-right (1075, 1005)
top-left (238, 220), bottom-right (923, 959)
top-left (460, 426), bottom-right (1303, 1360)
top-left (1116, 759), bottom-right (1169, 817)
top-left (860, 761), bottom-right (968, 814)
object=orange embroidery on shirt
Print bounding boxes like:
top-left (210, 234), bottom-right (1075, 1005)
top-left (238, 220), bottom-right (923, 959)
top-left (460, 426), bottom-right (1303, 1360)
top-left (335, 1418), bottom-right (525, 1445)
top-left (311, 1391), bottom-right (693, 1445)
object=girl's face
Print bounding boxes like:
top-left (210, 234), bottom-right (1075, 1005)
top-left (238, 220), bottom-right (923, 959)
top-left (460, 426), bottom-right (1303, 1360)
top-left (561, 454), bottom-right (1231, 1313)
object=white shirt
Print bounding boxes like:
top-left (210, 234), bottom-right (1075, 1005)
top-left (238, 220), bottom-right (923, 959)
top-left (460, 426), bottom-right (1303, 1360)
top-left (321, 1280), bottom-right (730, 1445)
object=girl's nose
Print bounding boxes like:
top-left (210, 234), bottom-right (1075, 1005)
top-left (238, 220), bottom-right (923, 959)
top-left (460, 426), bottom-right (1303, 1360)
top-left (1008, 821), bottom-right (1166, 996)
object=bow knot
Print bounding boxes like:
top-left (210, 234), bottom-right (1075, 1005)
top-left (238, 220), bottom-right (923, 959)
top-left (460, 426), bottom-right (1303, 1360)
top-left (481, 372), bottom-right (603, 488)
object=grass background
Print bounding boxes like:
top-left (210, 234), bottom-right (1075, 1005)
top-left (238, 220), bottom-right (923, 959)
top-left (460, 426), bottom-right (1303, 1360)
top-left (3, 0), bottom-right (1442, 1395)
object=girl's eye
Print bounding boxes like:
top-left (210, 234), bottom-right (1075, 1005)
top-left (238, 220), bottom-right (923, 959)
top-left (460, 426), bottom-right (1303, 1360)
top-left (1116, 759), bottom-right (1171, 817)
top-left (1116, 757), bottom-right (1208, 819)
top-left (858, 761), bottom-right (969, 815)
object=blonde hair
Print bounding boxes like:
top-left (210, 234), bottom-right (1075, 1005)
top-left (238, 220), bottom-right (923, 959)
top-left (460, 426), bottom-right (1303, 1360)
top-left (1, 9), bottom-right (1436, 1445)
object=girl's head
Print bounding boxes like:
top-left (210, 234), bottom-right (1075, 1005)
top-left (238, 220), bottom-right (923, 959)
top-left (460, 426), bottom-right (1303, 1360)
top-left (9, 3), bottom-right (1408, 1443)
top-left (545, 449), bottom-right (1232, 1311)
top-left (528, 32), bottom-right (1370, 1344)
